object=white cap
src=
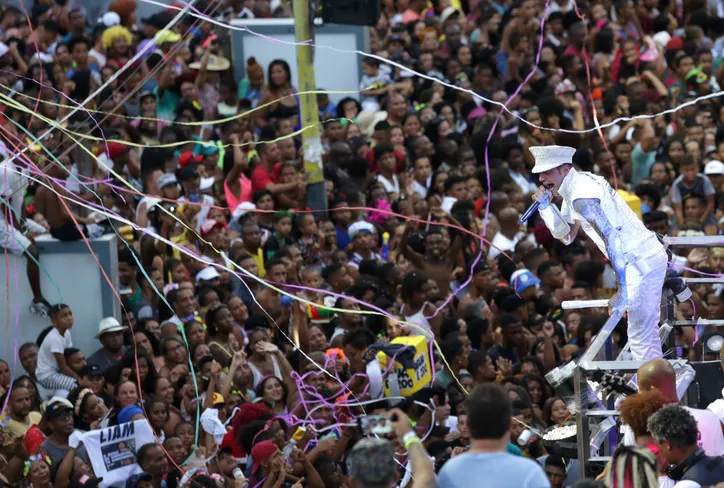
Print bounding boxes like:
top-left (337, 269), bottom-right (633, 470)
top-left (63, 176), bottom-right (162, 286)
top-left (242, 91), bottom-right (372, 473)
top-left (530, 145), bottom-right (577, 174)
top-left (96, 317), bottom-right (125, 338)
top-left (440, 6), bottom-right (459, 23)
top-left (232, 201), bottom-right (257, 222)
top-left (196, 266), bottom-right (221, 283)
top-left (99, 11), bottom-right (121, 27)
top-left (349, 221), bottom-right (374, 239)
top-left (705, 160), bottom-right (724, 175)
top-left (43, 396), bottom-right (73, 411)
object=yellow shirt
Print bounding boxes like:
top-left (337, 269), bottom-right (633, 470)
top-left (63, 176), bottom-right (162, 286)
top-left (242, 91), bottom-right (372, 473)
top-left (247, 248), bottom-right (266, 279)
top-left (4, 411), bottom-right (41, 444)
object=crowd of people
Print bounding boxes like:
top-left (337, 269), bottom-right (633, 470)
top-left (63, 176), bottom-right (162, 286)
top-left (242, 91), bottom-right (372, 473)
top-left (0, 0), bottom-right (724, 486)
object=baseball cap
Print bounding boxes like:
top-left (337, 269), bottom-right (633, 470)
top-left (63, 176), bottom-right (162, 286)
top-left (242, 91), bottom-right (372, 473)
top-left (705, 160), bottom-right (724, 176)
top-left (157, 173), bottom-right (178, 190)
top-left (439, 6), bottom-right (460, 23)
top-left (139, 91), bottom-right (155, 102)
top-left (99, 12), bottom-right (120, 27)
top-left (199, 219), bottom-right (226, 239)
top-left (212, 392), bottom-right (224, 405)
top-left (389, 34), bottom-right (404, 44)
top-left (45, 398), bottom-right (73, 419)
top-left (349, 221), bottom-right (374, 239)
top-left (96, 317), bottom-right (125, 338)
top-left (80, 364), bottom-right (103, 377)
top-left (251, 440), bottom-right (278, 475)
top-left (142, 11), bottom-right (174, 30)
top-left (196, 266), bottom-right (221, 283)
top-left (232, 201), bottom-right (257, 222)
top-left (510, 269), bottom-right (541, 294)
top-left (154, 30), bottom-right (181, 45)
top-left (70, 474), bottom-right (103, 488)
top-left (106, 142), bottom-right (129, 160)
top-left (348, 438), bottom-right (397, 486)
top-left (179, 151), bottom-right (204, 168)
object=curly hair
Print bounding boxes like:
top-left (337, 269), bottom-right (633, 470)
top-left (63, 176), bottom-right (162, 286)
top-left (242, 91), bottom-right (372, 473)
top-left (647, 404), bottom-right (699, 450)
top-left (618, 389), bottom-right (669, 438)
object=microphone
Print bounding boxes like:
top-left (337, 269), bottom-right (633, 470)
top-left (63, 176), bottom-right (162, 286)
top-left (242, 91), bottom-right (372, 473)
top-left (519, 190), bottom-right (552, 225)
top-left (519, 200), bottom-right (541, 225)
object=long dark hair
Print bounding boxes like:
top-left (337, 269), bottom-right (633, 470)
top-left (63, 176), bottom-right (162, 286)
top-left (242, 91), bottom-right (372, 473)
top-left (255, 375), bottom-right (288, 408)
top-left (267, 59), bottom-right (291, 91)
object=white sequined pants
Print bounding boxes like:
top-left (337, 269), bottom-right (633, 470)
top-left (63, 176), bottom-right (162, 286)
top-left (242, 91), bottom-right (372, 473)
top-left (625, 249), bottom-right (669, 361)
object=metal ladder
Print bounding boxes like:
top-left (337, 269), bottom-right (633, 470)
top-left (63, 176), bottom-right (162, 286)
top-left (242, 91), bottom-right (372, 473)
top-left (568, 235), bottom-right (723, 478)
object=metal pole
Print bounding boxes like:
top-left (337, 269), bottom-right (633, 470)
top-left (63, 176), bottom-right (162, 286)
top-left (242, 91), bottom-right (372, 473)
top-left (574, 365), bottom-right (591, 478)
top-left (293, 0), bottom-right (328, 218)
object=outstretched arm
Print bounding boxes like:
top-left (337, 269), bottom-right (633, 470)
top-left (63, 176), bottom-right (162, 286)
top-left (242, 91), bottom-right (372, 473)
top-left (572, 198), bottom-right (628, 308)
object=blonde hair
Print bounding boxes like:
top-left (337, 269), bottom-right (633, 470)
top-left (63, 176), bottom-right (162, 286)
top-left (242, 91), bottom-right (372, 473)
top-left (101, 25), bottom-right (133, 52)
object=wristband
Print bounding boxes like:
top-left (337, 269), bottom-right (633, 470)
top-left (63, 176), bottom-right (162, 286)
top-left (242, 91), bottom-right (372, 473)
top-left (402, 431), bottom-right (421, 449)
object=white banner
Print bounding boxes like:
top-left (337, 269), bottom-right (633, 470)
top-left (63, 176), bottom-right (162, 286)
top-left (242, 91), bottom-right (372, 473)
top-left (79, 420), bottom-right (157, 488)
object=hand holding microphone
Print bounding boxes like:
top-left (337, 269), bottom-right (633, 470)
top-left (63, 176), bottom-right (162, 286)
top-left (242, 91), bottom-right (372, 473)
top-left (520, 186), bottom-right (552, 225)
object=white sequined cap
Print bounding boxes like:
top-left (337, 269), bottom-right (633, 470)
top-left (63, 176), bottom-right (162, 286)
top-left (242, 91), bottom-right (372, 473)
top-left (530, 145), bottom-right (576, 174)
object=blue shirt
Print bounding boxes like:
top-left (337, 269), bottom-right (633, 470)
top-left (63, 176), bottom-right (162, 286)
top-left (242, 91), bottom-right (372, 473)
top-left (631, 142), bottom-right (656, 187)
top-left (438, 451), bottom-right (551, 488)
top-left (335, 225), bottom-right (351, 251)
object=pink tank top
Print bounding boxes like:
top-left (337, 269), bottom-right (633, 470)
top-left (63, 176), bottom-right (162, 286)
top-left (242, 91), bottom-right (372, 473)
top-left (225, 175), bottom-right (252, 212)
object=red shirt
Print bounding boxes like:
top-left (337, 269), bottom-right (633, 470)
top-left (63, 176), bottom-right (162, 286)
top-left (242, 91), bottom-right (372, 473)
top-left (562, 44), bottom-right (590, 64)
top-left (363, 147), bottom-right (406, 173)
top-left (251, 164), bottom-right (275, 194)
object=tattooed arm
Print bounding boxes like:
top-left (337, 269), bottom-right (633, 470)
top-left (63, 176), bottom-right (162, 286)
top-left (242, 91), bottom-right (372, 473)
top-left (573, 198), bottom-right (628, 312)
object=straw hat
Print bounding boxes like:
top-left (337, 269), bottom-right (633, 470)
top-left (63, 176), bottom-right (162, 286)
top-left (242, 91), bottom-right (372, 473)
top-left (189, 54), bottom-right (230, 72)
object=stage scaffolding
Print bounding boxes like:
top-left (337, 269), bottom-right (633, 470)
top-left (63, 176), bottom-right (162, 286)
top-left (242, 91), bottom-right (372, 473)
top-left (561, 235), bottom-right (723, 478)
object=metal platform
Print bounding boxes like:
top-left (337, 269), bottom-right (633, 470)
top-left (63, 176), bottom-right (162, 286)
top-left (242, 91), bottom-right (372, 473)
top-left (560, 235), bottom-right (724, 478)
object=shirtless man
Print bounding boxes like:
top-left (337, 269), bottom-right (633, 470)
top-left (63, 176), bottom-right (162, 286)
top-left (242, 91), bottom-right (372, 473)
top-left (457, 262), bottom-right (498, 319)
top-left (35, 158), bottom-right (104, 241)
top-left (399, 208), bottom-right (464, 296)
top-left (253, 257), bottom-right (291, 329)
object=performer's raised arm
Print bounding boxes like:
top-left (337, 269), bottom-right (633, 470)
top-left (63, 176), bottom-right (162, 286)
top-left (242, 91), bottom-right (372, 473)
top-left (533, 185), bottom-right (579, 245)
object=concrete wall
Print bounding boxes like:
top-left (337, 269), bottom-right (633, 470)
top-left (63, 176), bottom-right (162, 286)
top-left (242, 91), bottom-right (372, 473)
top-left (230, 18), bottom-right (369, 104)
top-left (0, 234), bottom-right (120, 377)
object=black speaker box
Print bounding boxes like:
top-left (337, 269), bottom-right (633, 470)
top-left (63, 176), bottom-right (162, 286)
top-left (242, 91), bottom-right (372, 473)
top-left (685, 361), bottom-right (724, 409)
top-left (321, 0), bottom-right (381, 26)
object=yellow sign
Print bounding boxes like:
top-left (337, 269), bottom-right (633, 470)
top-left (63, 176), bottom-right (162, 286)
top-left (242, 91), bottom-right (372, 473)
top-left (377, 336), bottom-right (432, 397)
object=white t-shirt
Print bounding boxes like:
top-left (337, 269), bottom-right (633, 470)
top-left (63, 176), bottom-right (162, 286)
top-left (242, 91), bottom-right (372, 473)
top-left (37, 328), bottom-right (73, 380)
top-left (0, 160), bottom-right (26, 227)
top-left (377, 174), bottom-right (400, 194)
top-left (673, 481), bottom-right (701, 488)
top-left (489, 231), bottom-right (531, 258)
top-left (623, 406), bottom-right (724, 456)
top-left (706, 388), bottom-right (724, 424)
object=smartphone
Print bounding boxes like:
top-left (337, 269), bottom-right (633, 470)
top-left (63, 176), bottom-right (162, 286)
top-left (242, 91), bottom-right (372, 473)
top-left (359, 415), bottom-right (392, 436)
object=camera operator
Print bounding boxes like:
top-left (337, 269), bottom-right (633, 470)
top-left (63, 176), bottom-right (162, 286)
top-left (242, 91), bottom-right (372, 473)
top-left (648, 404), bottom-right (724, 487)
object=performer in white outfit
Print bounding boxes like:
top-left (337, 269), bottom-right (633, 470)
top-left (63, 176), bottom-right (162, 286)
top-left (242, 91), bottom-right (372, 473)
top-left (530, 146), bottom-right (672, 361)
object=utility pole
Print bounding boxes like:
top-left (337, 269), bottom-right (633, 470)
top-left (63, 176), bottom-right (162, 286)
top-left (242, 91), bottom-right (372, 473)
top-left (293, 0), bottom-right (327, 218)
